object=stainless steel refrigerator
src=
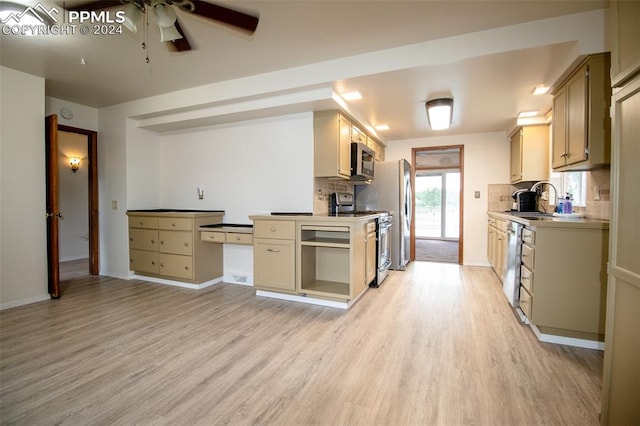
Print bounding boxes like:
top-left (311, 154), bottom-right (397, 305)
top-left (356, 159), bottom-right (412, 270)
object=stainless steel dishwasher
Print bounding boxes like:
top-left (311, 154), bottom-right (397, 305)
top-left (503, 220), bottom-right (524, 319)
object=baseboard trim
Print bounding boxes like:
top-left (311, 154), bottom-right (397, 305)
top-left (0, 293), bottom-right (50, 311)
top-left (256, 288), bottom-right (368, 309)
top-left (130, 275), bottom-right (223, 290)
top-left (530, 324), bottom-right (605, 350)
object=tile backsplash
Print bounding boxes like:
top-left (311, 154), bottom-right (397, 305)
top-left (487, 167), bottom-right (611, 220)
top-left (313, 178), bottom-right (354, 214)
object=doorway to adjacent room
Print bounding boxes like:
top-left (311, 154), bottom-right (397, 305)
top-left (412, 146), bottom-right (463, 264)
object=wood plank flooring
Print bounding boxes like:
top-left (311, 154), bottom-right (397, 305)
top-left (0, 262), bottom-right (603, 425)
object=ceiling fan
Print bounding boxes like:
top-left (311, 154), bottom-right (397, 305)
top-left (66, 0), bottom-right (259, 52)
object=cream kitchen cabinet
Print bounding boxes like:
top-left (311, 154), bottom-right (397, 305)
top-left (551, 53), bottom-right (611, 171)
top-left (314, 111), bottom-right (353, 179)
top-left (487, 215), bottom-right (508, 282)
top-left (127, 211), bottom-right (224, 284)
top-left (519, 225), bottom-right (609, 341)
top-left (509, 125), bottom-right (549, 183)
top-left (610, 0), bottom-right (640, 88)
top-left (314, 110), bottom-right (386, 178)
top-left (253, 219), bottom-right (296, 293)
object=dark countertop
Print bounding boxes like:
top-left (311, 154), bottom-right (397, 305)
top-left (199, 223), bottom-right (253, 233)
top-left (127, 209), bottom-right (225, 213)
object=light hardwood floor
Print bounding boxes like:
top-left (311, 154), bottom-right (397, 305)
top-left (0, 262), bottom-right (603, 425)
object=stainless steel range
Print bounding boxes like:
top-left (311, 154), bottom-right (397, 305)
top-left (330, 192), bottom-right (392, 287)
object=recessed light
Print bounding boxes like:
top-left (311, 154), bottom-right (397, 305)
top-left (341, 91), bottom-right (362, 101)
top-left (518, 110), bottom-right (538, 118)
top-left (375, 124), bottom-right (390, 131)
top-left (532, 85), bottom-right (550, 95)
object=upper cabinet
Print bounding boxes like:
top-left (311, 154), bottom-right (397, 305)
top-left (610, 0), bottom-right (640, 88)
top-left (314, 110), bottom-right (385, 179)
top-left (551, 53), bottom-right (611, 171)
top-left (509, 124), bottom-right (549, 183)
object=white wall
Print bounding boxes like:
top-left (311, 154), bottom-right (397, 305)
top-left (386, 132), bottom-right (510, 266)
top-left (0, 67), bottom-right (49, 309)
top-left (157, 112), bottom-right (315, 281)
top-left (58, 131), bottom-right (89, 261)
top-left (45, 97), bottom-right (98, 131)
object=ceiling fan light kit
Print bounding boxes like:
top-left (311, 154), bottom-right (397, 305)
top-left (66, 0), bottom-right (259, 52)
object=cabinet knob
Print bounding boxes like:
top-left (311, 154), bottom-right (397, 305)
top-left (151, 239), bottom-right (155, 244)
top-left (160, 263), bottom-right (165, 267)
top-left (139, 220), bottom-right (144, 225)
top-left (160, 241), bottom-right (164, 245)
top-left (184, 266), bottom-right (189, 270)
top-left (209, 235), bottom-right (214, 239)
top-left (267, 248), bottom-right (280, 253)
top-left (270, 227), bottom-right (276, 232)
top-left (151, 261), bottom-right (155, 265)
top-left (184, 242), bottom-right (189, 247)
top-left (130, 238), bottom-right (133, 242)
top-left (129, 258), bottom-right (133, 263)
top-left (171, 222), bottom-right (176, 227)
top-left (236, 236), bottom-right (241, 241)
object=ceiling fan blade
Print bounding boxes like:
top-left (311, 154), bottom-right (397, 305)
top-left (65, 1), bottom-right (128, 12)
top-left (166, 19), bottom-right (191, 52)
top-left (186, 1), bottom-right (259, 34)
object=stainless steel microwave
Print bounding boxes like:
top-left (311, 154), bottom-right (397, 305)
top-left (351, 142), bottom-right (375, 181)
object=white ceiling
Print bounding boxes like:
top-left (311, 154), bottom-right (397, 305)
top-left (0, 0), bottom-right (608, 141)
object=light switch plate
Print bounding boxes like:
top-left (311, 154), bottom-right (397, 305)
top-left (111, 200), bottom-right (118, 210)
top-left (474, 191), bottom-right (481, 199)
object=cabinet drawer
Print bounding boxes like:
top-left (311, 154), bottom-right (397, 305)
top-left (128, 216), bottom-right (158, 229)
top-left (520, 265), bottom-right (534, 293)
top-left (159, 217), bottom-right (193, 231)
top-left (254, 220), bottom-right (295, 240)
top-left (158, 254), bottom-right (193, 280)
top-left (201, 231), bottom-right (226, 243)
top-left (253, 238), bottom-right (295, 291)
top-left (159, 231), bottom-right (193, 255)
top-left (522, 244), bottom-right (535, 271)
top-left (488, 217), bottom-right (497, 227)
top-left (519, 286), bottom-right (532, 319)
top-left (130, 249), bottom-right (159, 274)
top-left (522, 228), bottom-right (535, 246)
top-left (227, 233), bottom-right (253, 245)
top-left (129, 228), bottom-right (158, 251)
top-left (521, 244), bottom-right (535, 269)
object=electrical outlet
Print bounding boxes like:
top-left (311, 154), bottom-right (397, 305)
top-left (593, 185), bottom-right (600, 201)
top-left (111, 200), bottom-right (118, 210)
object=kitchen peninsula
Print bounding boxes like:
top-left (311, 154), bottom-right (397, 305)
top-left (249, 213), bottom-right (380, 309)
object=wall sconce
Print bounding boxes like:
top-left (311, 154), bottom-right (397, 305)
top-left (425, 98), bottom-right (454, 130)
top-left (69, 158), bottom-right (81, 173)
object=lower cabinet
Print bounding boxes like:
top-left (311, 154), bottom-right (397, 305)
top-left (251, 216), bottom-right (371, 304)
top-left (520, 225), bottom-right (609, 339)
top-left (254, 238), bottom-right (296, 293)
top-left (253, 220), bottom-right (296, 294)
top-left (127, 211), bottom-right (223, 284)
top-left (487, 215), bottom-right (508, 282)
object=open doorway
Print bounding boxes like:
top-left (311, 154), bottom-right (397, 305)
top-left (45, 116), bottom-right (99, 298)
top-left (412, 146), bottom-right (463, 264)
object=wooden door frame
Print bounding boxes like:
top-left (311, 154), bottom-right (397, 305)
top-left (411, 145), bottom-right (464, 264)
top-left (46, 116), bottom-right (99, 298)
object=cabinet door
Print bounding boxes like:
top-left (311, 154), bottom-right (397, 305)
top-left (159, 231), bottom-right (193, 255)
top-left (566, 65), bottom-right (588, 165)
top-left (338, 116), bottom-right (352, 178)
top-left (254, 238), bottom-right (295, 291)
top-left (552, 87), bottom-right (568, 168)
top-left (365, 231), bottom-right (377, 285)
top-left (611, 0), bottom-right (640, 86)
top-left (130, 249), bottom-right (159, 274)
top-left (510, 129), bottom-right (522, 182)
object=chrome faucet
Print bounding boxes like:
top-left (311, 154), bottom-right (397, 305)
top-left (530, 181), bottom-right (559, 211)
